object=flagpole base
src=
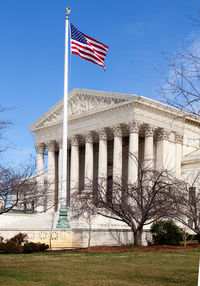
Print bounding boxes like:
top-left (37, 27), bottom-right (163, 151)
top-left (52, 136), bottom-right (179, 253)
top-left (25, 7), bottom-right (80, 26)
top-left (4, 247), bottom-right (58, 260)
top-left (56, 205), bottom-right (70, 229)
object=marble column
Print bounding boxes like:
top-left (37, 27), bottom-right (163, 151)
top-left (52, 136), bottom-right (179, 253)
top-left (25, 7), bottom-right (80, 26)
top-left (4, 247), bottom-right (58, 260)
top-left (47, 140), bottom-right (57, 210)
top-left (156, 129), bottom-right (170, 170)
top-left (35, 143), bottom-right (45, 212)
top-left (113, 125), bottom-right (123, 182)
top-left (128, 122), bottom-right (139, 184)
top-left (144, 125), bottom-right (154, 169)
top-left (70, 135), bottom-right (79, 194)
top-left (98, 129), bottom-right (107, 189)
top-left (175, 134), bottom-right (183, 178)
top-left (84, 132), bottom-right (93, 187)
top-left (35, 143), bottom-right (45, 176)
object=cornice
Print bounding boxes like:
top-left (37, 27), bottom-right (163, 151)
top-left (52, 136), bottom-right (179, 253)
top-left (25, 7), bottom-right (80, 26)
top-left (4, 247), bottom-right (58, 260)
top-left (29, 98), bottom-right (63, 132)
top-left (182, 158), bottom-right (200, 165)
top-left (68, 88), bottom-right (137, 101)
top-left (29, 88), bottom-right (200, 133)
top-left (68, 100), bottom-right (134, 123)
top-left (30, 89), bottom-right (133, 132)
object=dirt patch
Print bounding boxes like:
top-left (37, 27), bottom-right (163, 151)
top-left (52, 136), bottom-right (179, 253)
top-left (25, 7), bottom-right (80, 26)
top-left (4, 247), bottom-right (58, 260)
top-left (49, 244), bottom-right (200, 253)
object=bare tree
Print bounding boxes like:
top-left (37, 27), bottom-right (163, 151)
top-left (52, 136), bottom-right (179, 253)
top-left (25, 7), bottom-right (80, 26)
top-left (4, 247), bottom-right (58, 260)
top-left (0, 105), bottom-right (12, 154)
top-left (170, 184), bottom-right (200, 240)
top-left (158, 14), bottom-right (200, 116)
top-left (0, 159), bottom-right (55, 215)
top-left (157, 15), bottom-right (200, 240)
top-left (181, 226), bottom-right (194, 248)
top-left (0, 108), bottom-right (54, 214)
top-left (71, 192), bottom-right (96, 248)
top-left (71, 157), bottom-right (182, 246)
top-left (158, 46), bottom-right (200, 116)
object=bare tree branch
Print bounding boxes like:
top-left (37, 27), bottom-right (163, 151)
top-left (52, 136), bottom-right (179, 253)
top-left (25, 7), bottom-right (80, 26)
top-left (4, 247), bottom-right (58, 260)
top-left (71, 157), bottom-right (182, 246)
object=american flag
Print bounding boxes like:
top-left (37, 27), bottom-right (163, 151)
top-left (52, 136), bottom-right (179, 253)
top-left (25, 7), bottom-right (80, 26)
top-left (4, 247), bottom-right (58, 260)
top-left (70, 23), bottom-right (109, 70)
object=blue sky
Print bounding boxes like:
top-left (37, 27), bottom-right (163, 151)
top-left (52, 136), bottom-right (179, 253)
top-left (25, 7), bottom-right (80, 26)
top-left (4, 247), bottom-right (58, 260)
top-left (0, 0), bottom-right (200, 165)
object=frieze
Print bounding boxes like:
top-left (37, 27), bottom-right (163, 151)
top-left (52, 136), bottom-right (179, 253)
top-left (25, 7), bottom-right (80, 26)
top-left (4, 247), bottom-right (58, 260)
top-left (40, 107), bottom-right (63, 128)
top-left (31, 90), bottom-right (200, 136)
top-left (39, 231), bottom-right (49, 241)
top-left (51, 231), bottom-right (60, 240)
top-left (68, 94), bottom-right (127, 117)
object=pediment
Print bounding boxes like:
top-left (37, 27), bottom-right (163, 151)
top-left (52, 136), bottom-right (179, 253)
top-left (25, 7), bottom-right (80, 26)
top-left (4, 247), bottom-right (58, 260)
top-left (68, 90), bottom-right (128, 118)
top-left (30, 89), bottom-right (133, 131)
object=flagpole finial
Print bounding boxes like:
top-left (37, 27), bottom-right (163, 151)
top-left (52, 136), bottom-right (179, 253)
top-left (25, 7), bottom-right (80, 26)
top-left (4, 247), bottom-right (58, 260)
top-left (66, 7), bottom-right (71, 19)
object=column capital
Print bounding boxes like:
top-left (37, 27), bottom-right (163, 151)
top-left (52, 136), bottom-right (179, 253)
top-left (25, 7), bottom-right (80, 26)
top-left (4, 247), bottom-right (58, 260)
top-left (145, 125), bottom-right (155, 137)
top-left (70, 135), bottom-right (79, 146)
top-left (112, 124), bottom-right (123, 137)
top-left (47, 140), bottom-right (57, 152)
top-left (35, 143), bottom-right (45, 154)
top-left (97, 128), bottom-right (107, 140)
top-left (57, 139), bottom-right (63, 149)
top-left (156, 129), bottom-right (171, 141)
top-left (128, 121), bottom-right (140, 134)
top-left (175, 134), bottom-right (183, 144)
top-left (84, 132), bottom-right (93, 143)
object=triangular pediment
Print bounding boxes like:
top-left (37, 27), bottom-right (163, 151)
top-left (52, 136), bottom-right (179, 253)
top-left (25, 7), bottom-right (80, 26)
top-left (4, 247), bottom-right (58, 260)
top-left (68, 89), bottom-right (130, 118)
top-left (30, 89), bottom-right (134, 131)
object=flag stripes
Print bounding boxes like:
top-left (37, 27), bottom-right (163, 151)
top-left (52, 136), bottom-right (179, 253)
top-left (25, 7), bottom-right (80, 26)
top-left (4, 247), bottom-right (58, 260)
top-left (70, 23), bottom-right (109, 70)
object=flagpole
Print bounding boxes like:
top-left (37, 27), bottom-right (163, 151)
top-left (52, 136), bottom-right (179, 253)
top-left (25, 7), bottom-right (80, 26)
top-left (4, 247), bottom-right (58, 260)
top-left (57, 7), bottom-right (71, 229)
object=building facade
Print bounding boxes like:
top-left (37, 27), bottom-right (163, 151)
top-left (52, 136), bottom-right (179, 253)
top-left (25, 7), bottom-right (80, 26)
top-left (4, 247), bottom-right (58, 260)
top-left (31, 89), bottom-right (200, 203)
top-left (0, 88), bottom-right (200, 248)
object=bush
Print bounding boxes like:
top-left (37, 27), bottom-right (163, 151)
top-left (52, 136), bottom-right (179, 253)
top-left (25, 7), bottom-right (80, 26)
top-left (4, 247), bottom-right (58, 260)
top-left (23, 242), bottom-right (49, 253)
top-left (38, 243), bottom-right (49, 252)
top-left (150, 220), bottom-right (182, 245)
top-left (9, 233), bottom-right (27, 245)
top-left (23, 242), bottom-right (40, 253)
top-left (0, 233), bottom-right (49, 254)
top-left (3, 240), bottom-right (23, 254)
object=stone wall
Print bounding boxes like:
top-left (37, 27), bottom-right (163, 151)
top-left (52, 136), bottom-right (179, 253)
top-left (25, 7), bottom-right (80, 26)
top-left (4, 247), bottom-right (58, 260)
top-left (0, 228), bottom-right (150, 249)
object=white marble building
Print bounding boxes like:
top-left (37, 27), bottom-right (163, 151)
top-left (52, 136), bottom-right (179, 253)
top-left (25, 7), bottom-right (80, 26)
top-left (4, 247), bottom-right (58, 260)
top-left (0, 88), bottom-right (200, 248)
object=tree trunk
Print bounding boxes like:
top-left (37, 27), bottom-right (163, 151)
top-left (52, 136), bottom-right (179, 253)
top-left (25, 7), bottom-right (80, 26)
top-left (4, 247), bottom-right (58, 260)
top-left (134, 229), bottom-right (142, 246)
top-left (88, 227), bottom-right (91, 249)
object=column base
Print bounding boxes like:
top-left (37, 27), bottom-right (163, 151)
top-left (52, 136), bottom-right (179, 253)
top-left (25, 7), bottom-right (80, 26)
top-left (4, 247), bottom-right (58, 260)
top-left (56, 205), bottom-right (70, 229)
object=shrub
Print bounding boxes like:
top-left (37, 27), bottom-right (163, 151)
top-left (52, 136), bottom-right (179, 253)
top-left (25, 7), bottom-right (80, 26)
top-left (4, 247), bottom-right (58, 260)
top-left (38, 243), bottom-right (49, 252)
top-left (23, 242), bottom-right (40, 253)
top-left (3, 240), bottom-right (23, 254)
top-left (0, 233), bottom-right (49, 254)
top-left (150, 220), bottom-right (182, 245)
top-left (9, 233), bottom-right (27, 245)
top-left (0, 242), bottom-right (5, 252)
top-left (23, 242), bottom-right (49, 254)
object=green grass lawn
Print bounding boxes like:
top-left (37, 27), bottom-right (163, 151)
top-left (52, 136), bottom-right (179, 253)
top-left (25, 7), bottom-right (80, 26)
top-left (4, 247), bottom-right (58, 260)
top-left (0, 250), bottom-right (199, 286)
